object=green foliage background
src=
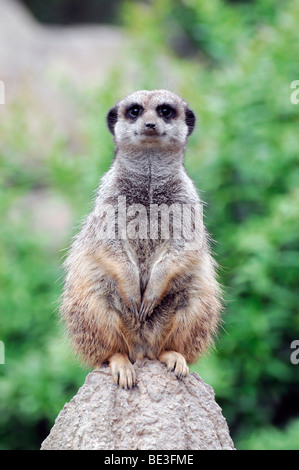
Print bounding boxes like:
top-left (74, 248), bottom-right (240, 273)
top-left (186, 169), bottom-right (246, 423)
top-left (1, 0), bottom-right (299, 450)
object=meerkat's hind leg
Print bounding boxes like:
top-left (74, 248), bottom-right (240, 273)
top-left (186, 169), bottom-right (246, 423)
top-left (109, 353), bottom-right (137, 389)
top-left (158, 351), bottom-right (189, 379)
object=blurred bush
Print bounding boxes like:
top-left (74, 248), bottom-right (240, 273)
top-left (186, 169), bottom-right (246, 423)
top-left (0, 0), bottom-right (299, 450)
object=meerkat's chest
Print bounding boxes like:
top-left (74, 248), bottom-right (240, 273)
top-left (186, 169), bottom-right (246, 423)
top-left (117, 171), bottom-right (186, 206)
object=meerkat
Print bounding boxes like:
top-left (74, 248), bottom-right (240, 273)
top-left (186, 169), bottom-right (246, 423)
top-left (61, 89), bottom-right (222, 389)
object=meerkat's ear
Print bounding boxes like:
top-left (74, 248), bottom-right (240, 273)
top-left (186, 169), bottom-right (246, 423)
top-left (185, 108), bottom-right (196, 136)
top-left (107, 106), bottom-right (118, 135)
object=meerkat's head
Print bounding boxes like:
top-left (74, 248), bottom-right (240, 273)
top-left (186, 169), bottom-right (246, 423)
top-left (107, 90), bottom-right (196, 153)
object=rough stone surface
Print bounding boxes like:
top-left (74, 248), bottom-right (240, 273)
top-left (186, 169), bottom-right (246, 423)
top-left (41, 359), bottom-right (235, 450)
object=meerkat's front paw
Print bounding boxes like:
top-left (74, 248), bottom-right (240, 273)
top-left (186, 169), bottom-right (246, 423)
top-left (118, 280), bottom-right (141, 317)
top-left (109, 353), bottom-right (137, 389)
top-left (158, 351), bottom-right (189, 379)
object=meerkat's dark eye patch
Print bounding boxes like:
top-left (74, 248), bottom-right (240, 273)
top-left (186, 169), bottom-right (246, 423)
top-left (107, 106), bottom-right (118, 135)
top-left (126, 104), bottom-right (144, 119)
top-left (157, 104), bottom-right (177, 120)
top-left (185, 108), bottom-right (196, 136)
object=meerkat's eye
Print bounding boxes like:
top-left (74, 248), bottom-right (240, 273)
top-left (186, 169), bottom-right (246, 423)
top-left (157, 104), bottom-right (176, 120)
top-left (126, 104), bottom-right (143, 119)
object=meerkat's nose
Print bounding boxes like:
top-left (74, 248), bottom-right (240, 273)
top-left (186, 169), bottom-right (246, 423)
top-left (145, 122), bottom-right (156, 130)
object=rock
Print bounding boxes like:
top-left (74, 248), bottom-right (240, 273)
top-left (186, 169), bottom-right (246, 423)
top-left (41, 359), bottom-right (235, 450)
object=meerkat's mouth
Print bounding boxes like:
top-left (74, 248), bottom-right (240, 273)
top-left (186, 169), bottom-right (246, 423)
top-left (139, 131), bottom-right (166, 138)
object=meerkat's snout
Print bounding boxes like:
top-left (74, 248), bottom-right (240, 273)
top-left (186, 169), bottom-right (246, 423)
top-left (144, 122), bottom-right (156, 129)
top-left (138, 108), bottom-right (161, 138)
top-left (141, 118), bottom-right (160, 137)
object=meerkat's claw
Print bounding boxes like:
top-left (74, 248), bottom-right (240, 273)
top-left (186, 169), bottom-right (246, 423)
top-left (139, 296), bottom-right (158, 321)
top-left (130, 301), bottom-right (140, 317)
top-left (159, 351), bottom-right (189, 380)
top-left (109, 353), bottom-right (137, 389)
